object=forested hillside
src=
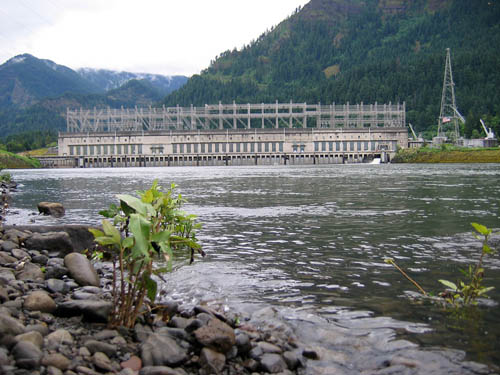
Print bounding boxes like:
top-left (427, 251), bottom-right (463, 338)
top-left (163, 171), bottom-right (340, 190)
top-left (163, 0), bottom-right (500, 138)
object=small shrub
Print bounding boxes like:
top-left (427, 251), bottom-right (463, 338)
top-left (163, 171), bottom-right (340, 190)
top-left (90, 181), bottom-right (204, 328)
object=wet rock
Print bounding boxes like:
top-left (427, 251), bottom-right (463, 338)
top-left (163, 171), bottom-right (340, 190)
top-left (12, 341), bottom-right (42, 369)
top-left (199, 347), bottom-right (226, 374)
top-left (38, 202), bottom-right (65, 218)
top-left (84, 340), bottom-right (117, 357)
top-left (23, 290), bottom-right (56, 313)
top-left (31, 254), bottom-right (49, 265)
top-left (141, 332), bottom-right (188, 367)
top-left (64, 252), bottom-right (100, 287)
top-left (15, 331), bottom-right (44, 348)
top-left (260, 353), bottom-right (287, 374)
top-left (42, 353), bottom-right (71, 371)
top-left (0, 314), bottom-right (26, 336)
top-left (2, 229), bottom-right (28, 244)
top-left (56, 299), bottom-right (112, 322)
top-left (44, 265), bottom-right (68, 279)
top-left (24, 231), bottom-right (73, 257)
top-left (193, 317), bottom-right (236, 354)
top-left (15, 262), bottom-right (44, 282)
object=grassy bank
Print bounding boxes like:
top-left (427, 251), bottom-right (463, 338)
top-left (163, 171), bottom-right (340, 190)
top-left (0, 149), bottom-right (41, 169)
top-left (393, 146), bottom-right (500, 163)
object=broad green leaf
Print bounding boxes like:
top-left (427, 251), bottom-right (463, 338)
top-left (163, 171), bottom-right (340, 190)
top-left (129, 213), bottom-right (152, 258)
top-left (102, 219), bottom-right (121, 244)
top-left (471, 222), bottom-right (491, 236)
top-left (88, 228), bottom-right (104, 238)
top-left (94, 236), bottom-right (118, 247)
top-left (117, 194), bottom-right (148, 216)
top-left (122, 236), bottom-right (134, 249)
top-left (152, 231), bottom-right (171, 243)
top-left (439, 279), bottom-right (458, 290)
top-left (483, 244), bottom-right (493, 254)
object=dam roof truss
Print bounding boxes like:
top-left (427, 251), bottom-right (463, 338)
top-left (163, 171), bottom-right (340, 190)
top-left (66, 101), bottom-right (406, 133)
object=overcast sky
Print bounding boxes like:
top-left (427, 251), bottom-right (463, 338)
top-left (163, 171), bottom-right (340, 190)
top-left (0, 0), bottom-right (309, 77)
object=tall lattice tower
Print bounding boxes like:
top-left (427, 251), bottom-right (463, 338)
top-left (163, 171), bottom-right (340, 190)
top-left (437, 48), bottom-right (464, 142)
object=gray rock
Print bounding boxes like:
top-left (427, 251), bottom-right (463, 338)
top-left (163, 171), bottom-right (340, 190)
top-left (46, 329), bottom-right (73, 347)
top-left (0, 267), bottom-right (15, 283)
top-left (169, 316), bottom-right (190, 329)
top-left (0, 347), bottom-right (10, 365)
top-left (73, 291), bottom-right (100, 300)
top-left (15, 262), bottom-right (44, 282)
top-left (15, 331), bottom-right (44, 348)
top-left (84, 340), bottom-right (117, 357)
top-left (46, 366), bottom-right (64, 375)
top-left (0, 285), bottom-right (8, 303)
top-left (64, 252), bottom-right (100, 287)
top-left (11, 248), bottom-right (30, 260)
top-left (38, 202), bottom-right (65, 217)
top-left (139, 366), bottom-right (184, 375)
top-left (46, 278), bottom-right (68, 293)
top-left (25, 323), bottom-right (49, 336)
top-left (1, 240), bottom-right (18, 252)
top-left (0, 251), bottom-right (17, 264)
top-left (3, 228), bottom-right (28, 244)
top-left (12, 341), bottom-right (42, 369)
top-left (235, 332), bottom-right (251, 354)
top-left (199, 347), bottom-right (225, 374)
top-left (44, 265), bottom-right (68, 279)
top-left (24, 231), bottom-right (73, 257)
top-left (257, 341), bottom-right (282, 354)
top-left (23, 290), bottom-right (56, 313)
top-left (56, 299), bottom-right (112, 323)
top-left (260, 353), bottom-right (287, 374)
top-left (0, 314), bottom-right (26, 335)
top-left (93, 351), bottom-right (114, 372)
top-left (283, 351), bottom-right (301, 370)
top-left (194, 317), bottom-right (236, 354)
top-left (31, 254), bottom-right (49, 265)
top-left (141, 332), bottom-right (188, 367)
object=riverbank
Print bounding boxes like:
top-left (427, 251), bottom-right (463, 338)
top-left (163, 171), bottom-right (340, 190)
top-left (0, 150), bottom-right (40, 169)
top-left (1, 225), bottom-right (496, 375)
top-left (392, 146), bottom-right (500, 163)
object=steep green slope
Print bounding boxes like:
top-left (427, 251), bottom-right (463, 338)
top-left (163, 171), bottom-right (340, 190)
top-left (163, 0), bottom-right (500, 137)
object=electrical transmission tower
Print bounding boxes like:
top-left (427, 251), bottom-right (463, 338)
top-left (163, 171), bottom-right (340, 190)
top-left (437, 48), bottom-right (464, 143)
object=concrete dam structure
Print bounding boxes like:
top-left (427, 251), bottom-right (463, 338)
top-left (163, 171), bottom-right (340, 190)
top-left (53, 102), bottom-right (408, 168)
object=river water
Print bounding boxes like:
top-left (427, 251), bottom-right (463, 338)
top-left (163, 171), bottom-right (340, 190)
top-left (5, 164), bottom-right (500, 368)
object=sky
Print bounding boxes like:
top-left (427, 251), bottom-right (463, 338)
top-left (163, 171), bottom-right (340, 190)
top-left (0, 0), bottom-right (310, 77)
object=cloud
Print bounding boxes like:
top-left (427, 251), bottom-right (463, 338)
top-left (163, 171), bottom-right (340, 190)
top-left (0, 0), bottom-right (309, 76)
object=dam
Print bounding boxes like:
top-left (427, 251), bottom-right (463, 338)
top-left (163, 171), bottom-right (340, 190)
top-left (52, 101), bottom-right (408, 168)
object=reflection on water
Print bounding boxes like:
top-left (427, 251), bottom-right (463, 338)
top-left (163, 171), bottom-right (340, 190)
top-left (6, 164), bottom-right (500, 366)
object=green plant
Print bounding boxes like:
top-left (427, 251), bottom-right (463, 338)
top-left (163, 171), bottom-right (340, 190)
top-left (0, 172), bottom-right (12, 183)
top-left (438, 223), bottom-right (495, 306)
top-left (386, 222), bottom-right (496, 307)
top-left (89, 181), bottom-right (204, 328)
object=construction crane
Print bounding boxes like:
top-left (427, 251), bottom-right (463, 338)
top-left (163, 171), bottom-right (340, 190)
top-left (480, 119), bottom-right (495, 139)
top-left (408, 123), bottom-right (418, 140)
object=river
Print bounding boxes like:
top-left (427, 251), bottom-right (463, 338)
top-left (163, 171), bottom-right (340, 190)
top-left (5, 164), bottom-right (500, 368)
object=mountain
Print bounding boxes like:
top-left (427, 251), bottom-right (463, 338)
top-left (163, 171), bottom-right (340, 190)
top-left (163, 0), bottom-right (500, 137)
top-left (77, 68), bottom-right (188, 96)
top-left (0, 54), bottom-right (99, 109)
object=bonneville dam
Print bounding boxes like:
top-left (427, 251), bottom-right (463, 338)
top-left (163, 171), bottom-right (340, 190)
top-left (50, 101), bottom-right (408, 168)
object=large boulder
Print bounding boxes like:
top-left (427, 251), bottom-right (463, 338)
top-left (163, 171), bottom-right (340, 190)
top-left (64, 253), bottom-right (100, 287)
top-left (37, 202), bottom-right (65, 218)
top-left (24, 232), bottom-right (73, 256)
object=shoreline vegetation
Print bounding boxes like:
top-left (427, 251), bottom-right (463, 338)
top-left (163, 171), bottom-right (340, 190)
top-left (0, 149), bottom-right (40, 169)
top-left (393, 146), bottom-right (500, 163)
